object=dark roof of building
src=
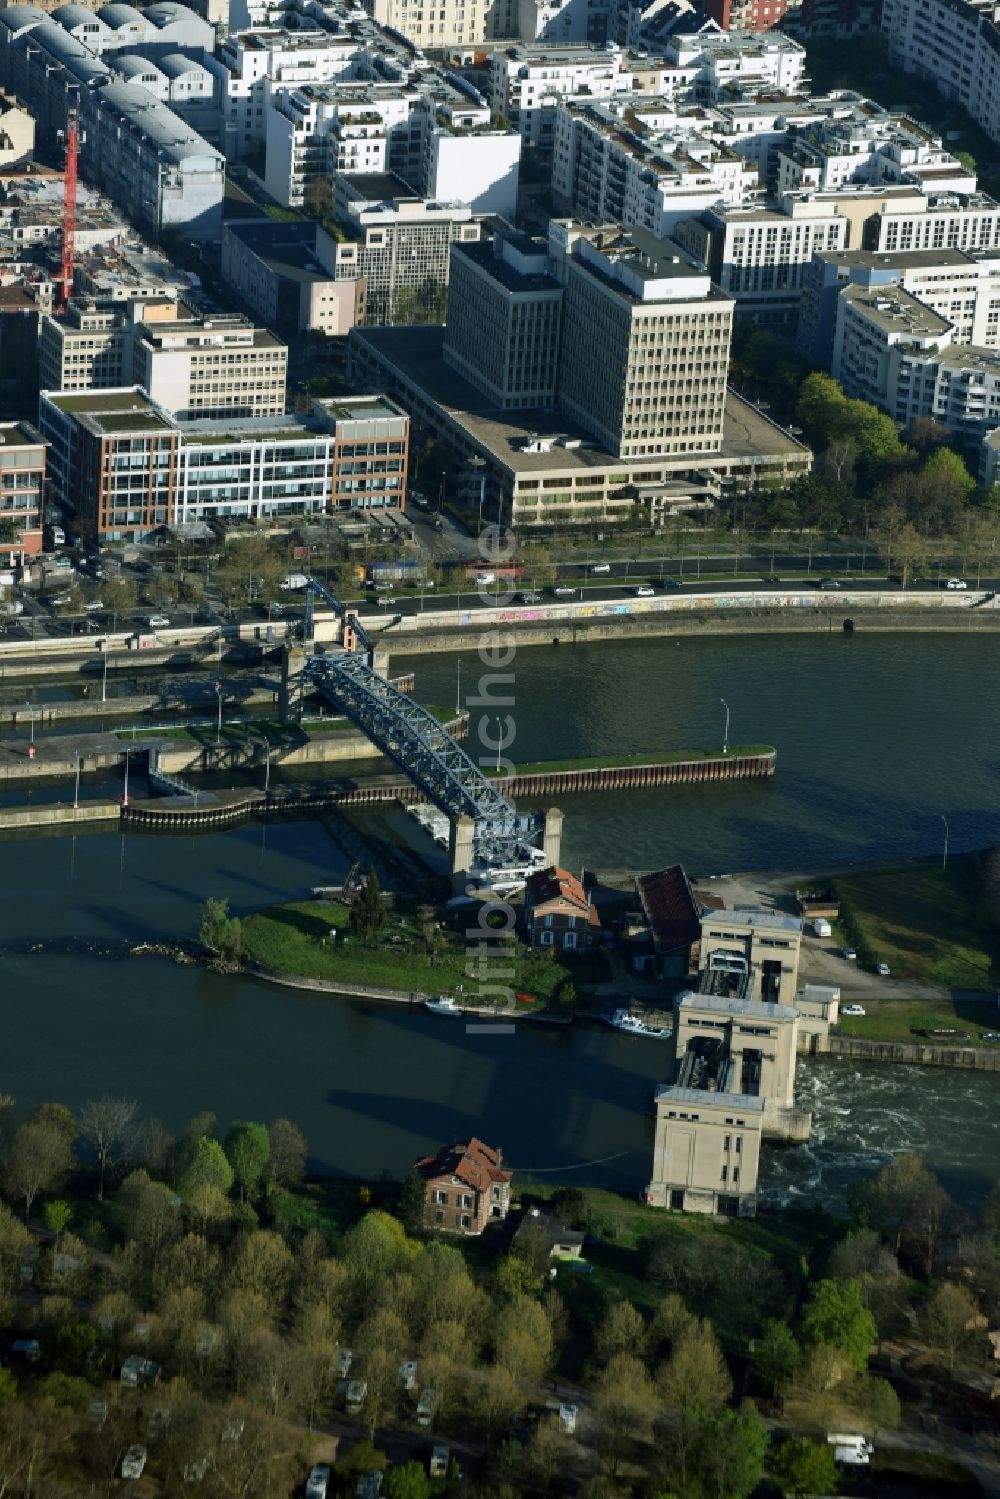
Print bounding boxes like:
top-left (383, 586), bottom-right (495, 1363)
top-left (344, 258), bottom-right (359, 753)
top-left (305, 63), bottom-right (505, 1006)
top-left (454, 238), bottom-right (561, 296)
top-left (339, 170), bottom-right (417, 204)
top-left (513, 1208), bottom-right (585, 1253)
top-left (415, 1137), bottom-right (511, 1192)
top-left (636, 864), bottom-right (700, 952)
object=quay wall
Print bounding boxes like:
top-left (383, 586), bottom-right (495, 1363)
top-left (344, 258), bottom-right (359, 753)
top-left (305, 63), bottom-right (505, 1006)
top-left (825, 1035), bottom-right (1000, 1071)
top-left (0, 800), bottom-right (120, 829)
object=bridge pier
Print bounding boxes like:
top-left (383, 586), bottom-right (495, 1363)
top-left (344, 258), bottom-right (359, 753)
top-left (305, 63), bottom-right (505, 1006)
top-left (279, 645), bottom-right (308, 725)
top-left (542, 806), bottom-right (563, 868)
top-left (449, 813), bottom-right (476, 893)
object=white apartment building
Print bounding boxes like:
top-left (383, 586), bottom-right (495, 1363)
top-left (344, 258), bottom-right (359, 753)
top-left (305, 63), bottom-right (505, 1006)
top-left (552, 97), bottom-right (758, 239)
top-left (775, 112), bottom-right (976, 199)
top-left (420, 100), bottom-right (522, 219)
top-left (265, 83), bottom-right (416, 207)
top-left (664, 27), bottom-right (807, 101)
top-left (212, 27), bottom-right (360, 159)
top-left (488, 44), bottom-right (632, 147)
top-left (553, 220), bottom-right (734, 459)
top-left (832, 282), bottom-right (1000, 440)
top-left (869, 193), bottom-right (1000, 254)
top-left (883, 0), bottom-right (1000, 148)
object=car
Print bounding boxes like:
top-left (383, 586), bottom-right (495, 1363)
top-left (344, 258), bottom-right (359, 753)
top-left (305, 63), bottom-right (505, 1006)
top-left (306, 1465), bottom-right (332, 1499)
top-left (636, 585), bottom-right (655, 597)
top-left (121, 1445), bottom-right (147, 1480)
top-left (147, 614), bottom-right (170, 629)
top-left (590, 562), bottom-right (611, 574)
top-left (819, 578), bottom-right (841, 590)
top-left (842, 946), bottom-right (857, 961)
top-left (944, 577), bottom-right (968, 589)
top-left (84, 600), bottom-right (104, 613)
top-left (517, 590), bottom-right (542, 604)
top-left (552, 586), bottom-right (576, 597)
top-left (876, 962), bottom-right (891, 976)
top-left (842, 1003), bottom-right (866, 1017)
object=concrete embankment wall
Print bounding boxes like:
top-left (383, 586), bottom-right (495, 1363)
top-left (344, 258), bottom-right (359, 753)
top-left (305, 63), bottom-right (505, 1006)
top-left (0, 800), bottom-right (120, 830)
top-left (825, 1035), bottom-right (1000, 1071)
top-left (494, 752), bottom-right (775, 796)
top-left (385, 606), bottom-right (1000, 656)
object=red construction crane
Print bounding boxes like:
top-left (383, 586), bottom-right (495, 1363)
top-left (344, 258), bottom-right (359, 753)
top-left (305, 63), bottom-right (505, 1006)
top-left (58, 108), bottom-right (78, 310)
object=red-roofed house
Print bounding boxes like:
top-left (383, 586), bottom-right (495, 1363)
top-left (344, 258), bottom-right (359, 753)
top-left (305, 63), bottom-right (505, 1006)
top-left (524, 865), bottom-right (601, 952)
top-left (414, 1137), bottom-right (513, 1235)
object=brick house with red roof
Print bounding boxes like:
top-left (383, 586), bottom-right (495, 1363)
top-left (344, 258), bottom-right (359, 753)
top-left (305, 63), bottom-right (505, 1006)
top-left (524, 865), bottom-right (601, 952)
top-left (414, 1137), bottom-right (512, 1235)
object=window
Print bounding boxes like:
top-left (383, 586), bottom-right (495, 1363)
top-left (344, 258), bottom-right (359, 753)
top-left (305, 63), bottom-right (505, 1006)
top-left (435, 1210), bottom-right (444, 1223)
top-left (433, 1189), bottom-right (448, 1204)
top-left (539, 930), bottom-right (554, 947)
top-left (460, 1214), bottom-right (471, 1229)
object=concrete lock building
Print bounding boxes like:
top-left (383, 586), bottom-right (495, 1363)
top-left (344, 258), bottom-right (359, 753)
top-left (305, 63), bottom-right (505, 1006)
top-left (646, 907), bottom-right (810, 1216)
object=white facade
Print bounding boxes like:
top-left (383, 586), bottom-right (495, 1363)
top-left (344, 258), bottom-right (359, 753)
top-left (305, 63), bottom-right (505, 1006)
top-left (369, 0), bottom-right (488, 49)
top-left (664, 28), bottom-right (807, 100)
top-left (488, 44), bottom-right (631, 147)
top-left (423, 126), bottom-right (521, 219)
top-left (775, 112), bottom-right (976, 198)
top-left (212, 27), bottom-right (360, 160)
top-left (883, 0), bottom-right (1000, 149)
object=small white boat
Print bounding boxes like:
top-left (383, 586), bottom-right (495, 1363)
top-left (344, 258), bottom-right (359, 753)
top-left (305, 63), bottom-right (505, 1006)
top-left (424, 995), bottom-right (463, 1017)
top-left (605, 1008), bottom-right (672, 1040)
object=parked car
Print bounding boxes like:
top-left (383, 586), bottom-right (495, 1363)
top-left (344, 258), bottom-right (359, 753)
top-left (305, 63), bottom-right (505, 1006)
top-left (944, 577), bottom-right (968, 589)
top-left (147, 614), bottom-right (170, 629)
top-left (428, 1446), bottom-right (450, 1480)
top-left (306, 1465), bottom-right (331, 1499)
top-left (84, 600), bottom-right (104, 613)
top-left (842, 946), bottom-right (857, 961)
top-left (516, 591), bottom-right (542, 604)
top-left (636, 585), bottom-right (655, 597)
top-left (818, 578), bottom-right (841, 590)
top-left (552, 586), bottom-right (576, 597)
top-left (558, 1404), bottom-right (578, 1435)
top-left (121, 1445), bottom-right (147, 1480)
top-left (590, 563), bottom-right (611, 574)
top-left (334, 1347), bottom-right (352, 1379)
top-left (876, 962), bottom-right (891, 976)
top-left (842, 1003), bottom-right (866, 1017)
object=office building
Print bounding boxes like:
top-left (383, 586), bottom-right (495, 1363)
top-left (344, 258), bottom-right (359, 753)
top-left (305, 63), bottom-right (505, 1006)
top-left (443, 232), bottom-right (563, 409)
top-left (39, 307), bottom-right (288, 421)
top-left (554, 222), bottom-right (734, 459)
top-left (0, 420), bottom-right (46, 567)
top-left (38, 387), bottom-right (410, 538)
top-left (220, 219), bottom-right (367, 338)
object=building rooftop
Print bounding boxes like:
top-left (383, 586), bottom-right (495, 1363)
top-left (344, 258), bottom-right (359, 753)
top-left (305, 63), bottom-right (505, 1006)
top-left (636, 864), bottom-right (700, 952)
top-left (842, 283), bottom-right (951, 339)
top-left (453, 239), bottom-right (561, 296)
top-left (351, 324), bottom-right (807, 476)
top-left (46, 388), bottom-right (175, 436)
top-left (679, 991), bottom-right (801, 1021)
top-left (0, 420), bottom-right (45, 448)
top-left (715, 907), bottom-right (803, 933)
top-left (653, 1083), bottom-right (766, 1112)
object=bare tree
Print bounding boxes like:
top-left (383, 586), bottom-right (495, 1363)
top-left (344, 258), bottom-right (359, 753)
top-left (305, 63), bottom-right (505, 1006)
top-left (79, 1095), bottom-right (139, 1200)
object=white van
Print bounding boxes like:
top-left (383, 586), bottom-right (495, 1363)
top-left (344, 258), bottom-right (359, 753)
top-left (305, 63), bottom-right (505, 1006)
top-left (812, 918), bottom-right (832, 938)
top-left (827, 1433), bottom-right (873, 1466)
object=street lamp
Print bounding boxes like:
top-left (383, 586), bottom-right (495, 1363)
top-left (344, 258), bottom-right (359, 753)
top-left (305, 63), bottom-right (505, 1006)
top-left (261, 733), bottom-right (272, 800)
top-left (215, 678), bottom-right (223, 746)
top-left (455, 657), bottom-right (462, 716)
top-left (101, 639), bottom-right (109, 703)
top-left (73, 749), bottom-right (82, 810)
top-left (495, 715), bottom-right (503, 774)
top-left (939, 813), bottom-right (950, 870)
top-left (721, 698), bottom-right (730, 757)
top-left (123, 749), bottom-right (131, 807)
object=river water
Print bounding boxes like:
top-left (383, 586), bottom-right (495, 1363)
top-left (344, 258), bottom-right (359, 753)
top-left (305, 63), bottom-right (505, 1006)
top-left (2, 631), bottom-right (999, 1210)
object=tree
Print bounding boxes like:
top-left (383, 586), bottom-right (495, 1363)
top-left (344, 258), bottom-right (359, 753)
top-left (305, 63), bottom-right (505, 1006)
top-left (0, 1368), bottom-right (16, 1405)
top-left (750, 1318), bottom-right (799, 1398)
top-left (42, 1200), bottom-right (72, 1240)
top-left (102, 573), bottom-right (136, 620)
top-left (688, 1406), bottom-right (769, 1499)
top-left (595, 1300), bottom-right (646, 1367)
top-left (179, 1136), bottom-right (234, 1199)
top-left (4, 1115), bottom-right (74, 1219)
top-left (224, 1122), bottom-right (271, 1203)
top-left (494, 1294), bottom-right (553, 1384)
top-left (384, 1461), bottom-right (432, 1499)
top-left (922, 1281), bottom-right (980, 1373)
top-left (770, 1436), bottom-right (839, 1498)
top-left (351, 867), bottom-right (387, 942)
top-left (0, 1204), bottom-right (30, 1322)
top-left (78, 1094), bottom-right (138, 1200)
top-left (590, 1352), bottom-right (658, 1474)
top-left (343, 1210), bottom-right (411, 1296)
top-left (657, 1320), bottom-right (732, 1415)
top-left (922, 444), bottom-right (976, 501)
top-left (228, 1230), bottom-right (295, 1310)
top-left (893, 522), bottom-right (929, 586)
top-left (471, 1364), bottom-right (524, 1439)
top-left (866, 1153), bottom-right (950, 1273)
top-left (801, 1279), bottom-right (876, 1374)
top-left (828, 1228), bottom-right (898, 1288)
top-left (398, 1170), bottom-right (426, 1235)
top-left (115, 1169), bottom-right (183, 1261)
top-left (266, 1118), bottom-right (306, 1190)
top-left (199, 898), bottom-right (243, 962)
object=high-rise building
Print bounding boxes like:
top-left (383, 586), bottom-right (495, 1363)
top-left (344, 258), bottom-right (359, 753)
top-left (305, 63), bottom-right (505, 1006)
top-left (0, 420), bottom-right (46, 568)
top-left (553, 222), bottom-right (734, 459)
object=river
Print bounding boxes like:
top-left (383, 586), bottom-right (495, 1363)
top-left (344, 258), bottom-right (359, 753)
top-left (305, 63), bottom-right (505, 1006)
top-left (2, 631), bottom-right (999, 1210)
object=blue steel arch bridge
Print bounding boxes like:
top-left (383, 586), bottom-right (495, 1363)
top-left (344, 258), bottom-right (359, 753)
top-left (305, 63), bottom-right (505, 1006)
top-left (298, 579), bottom-right (542, 873)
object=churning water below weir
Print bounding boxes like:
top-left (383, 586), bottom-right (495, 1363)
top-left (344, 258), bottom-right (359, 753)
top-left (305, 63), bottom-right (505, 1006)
top-left (2, 629), bottom-right (1000, 1210)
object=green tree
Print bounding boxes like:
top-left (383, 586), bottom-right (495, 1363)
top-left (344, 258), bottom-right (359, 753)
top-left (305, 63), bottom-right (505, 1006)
top-left (657, 1319), bottom-right (732, 1415)
top-left (384, 1461), bottom-right (432, 1499)
top-left (0, 1367), bottom-right (16, 1404)
top-left (590, 1352), bottom-right (658, 1475)
top-left (865, 1153), bottom-right (950, 1272)
top-left (42, 1200), bottom-right (72, 1240)
top-left (180, 1136), bottom-right (234, 1199)
top-left (922, 445), bottom-right (975, 500)
top-left (397, 1170), bottom-right (426, 1235)
top-left (802, 1279), bottom-right (876, 1374)
top-left (751, 1318), bottom-right (800, 1398)
top-left (690, 1406), bottom-right (769, 1499)
top-left (199, 898), bottom-right (243, 962)
top-left (224, 1122), bottom-right (271, 1203)
top-left (493, 1294), bottom-right (553, 1383)
top-left (343, 1210), bottom-right (411, 1296)
top-left (351, 867), bottom-right (387, 942)
top-left (0, 1205), bottom-right (32, 1320)
top-left (595, 1300), bottom-right (645, 1367)
top-left (4, 1115), bottom-right (75, 1219)
top-left (770, 1436), bottom-right (839, 1498)
top-left (102, 574), bottom-right (136, 620)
